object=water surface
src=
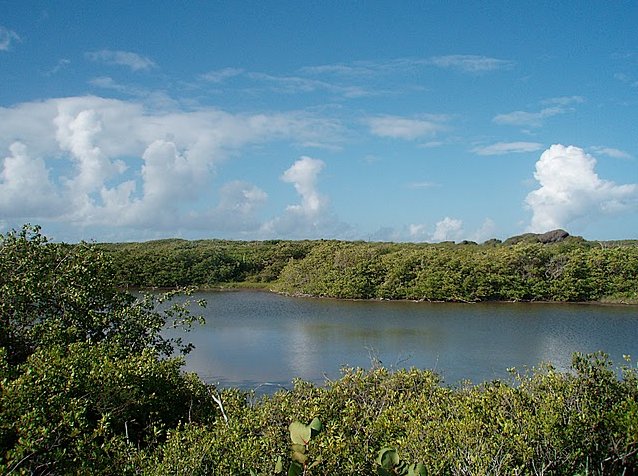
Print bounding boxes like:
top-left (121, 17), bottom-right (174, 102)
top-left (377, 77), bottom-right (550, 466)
top-left (168, 290), bottom-right (638, 390)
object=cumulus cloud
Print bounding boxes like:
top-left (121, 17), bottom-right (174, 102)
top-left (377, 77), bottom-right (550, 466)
top-left (367, 115), bottom-right (446, 140)
top-left (473, 141), bottom-right (543, 156)
top-left (261, 157), bottom-right (350, 239)
top-left (217, 181), bottom-right (267, 215)
top-left (525, 144), bottom-right (638, 232)
top-left (0, 142), bottom-right (61, 217)
top-left (140, 139), bottom-right (205, 205)
top-left (86, 49), bottom-right (156, 71)
top-left (54, 108), bottom-right (124, 195)
top-left (0, 26), bottom-right (20, 51)
top-left (431, 217), bottom-right (464, 242)
top-left (428, 55), bottom-right (514, 73)
top-left (469, 218), bottom-right (497, 243)
top-left (191, 181), bottom-right (268, 234)
top-left (0, 96), bottom-right (342, 236)
top-left (408, 223), bottom-right (429, 240)
top-left (281, 156), bottom-right (326, 215)
top-left (370, 218), bottom-right (495, 244)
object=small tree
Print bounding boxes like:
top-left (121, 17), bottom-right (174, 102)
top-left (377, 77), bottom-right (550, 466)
top-left (0, 224), bottom-right (202, 365)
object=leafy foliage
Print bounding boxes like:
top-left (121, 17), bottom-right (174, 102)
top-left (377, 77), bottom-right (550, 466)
top-left (276, 240), bottom-right (638, 303)
top-left (1, 225), bottom-right (637, 474)
top-left (0, 343), bottom-right (214, 474)
top-left (0, 225), bottom-right (202, 365)
top-left (0, 225), bottom-right (212, 474)
top-left (148, 358), bottom-right (638, 475)
top-left (96, 234), bottom-right (638, 303)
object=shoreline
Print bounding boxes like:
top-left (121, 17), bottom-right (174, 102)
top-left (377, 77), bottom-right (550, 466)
top-left (130, 282), bottom-right (638, 306)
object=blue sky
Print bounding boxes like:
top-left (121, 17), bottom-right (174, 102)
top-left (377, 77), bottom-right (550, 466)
top-left (1, 1), bottom-right (637, 242)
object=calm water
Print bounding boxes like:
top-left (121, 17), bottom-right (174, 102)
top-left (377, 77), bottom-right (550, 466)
top-left (167, 290), bottom-right (638, 390)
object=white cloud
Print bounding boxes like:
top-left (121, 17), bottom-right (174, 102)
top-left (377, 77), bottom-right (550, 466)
top-left (88, 77), bottom-right (182, 110)
top-left (473, 141), bottom-right (543, 156)
top-left (469, 218), bottom-right (497, 243)
top-left (0, 26), bottom-right (20, 51)
top-left (0, 142), bottom-right (62, 217)
top-left (45, 58), bottom-right (71, 76)
top-left (431, 217), bottom-right (464, 242)
top-left (140, 139), bottom-right (204, 205)
top-left (614, 72), bottom-right (638, 88)
top-left (0, 96), bottom-right (343, 236)
top-left (281, 156), bottom-right (326, 216)
top-left (247, 72), bottom-right (370, 98)
top-left (54, 107), bottom-right (122, 195)
top-left (86, 49), bottom-right (156, 71)
top-left (200, 68), bottom-right (244, 83)
top-left (428, 55), bottom-right (514, 73)
top-left (217, 181), bottom-right (267, 215)
top-left (370, 218), bottom-right (495, 243)
top-left (407, 181), bottom-right (439, 189)
top-left (299, 63), bottom-right (377, 77)
top-left (541, 96), bottom-right (585, 106)
top-left (89, 76), bottom-right (139, 94)
top-left (590, 146), bottom-right (633, 160)
top-left (261, 157), bottom-right (351, 239)
top-left (525, 144), bottom-right (638, 232)
top-left (367, 115), bottom-right (446, 140)
top-left (183, 181), bottom-right (268, 234)
top-left (408, 223), bottom-right (428, 240)
top-left (493, 107), bottom-right (564, 128)
top-left (494, 96), bottom-right (583, 129)
top-left (300, 56), bottom-right (512, 78)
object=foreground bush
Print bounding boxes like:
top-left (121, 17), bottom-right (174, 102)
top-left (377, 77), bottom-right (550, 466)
top-left (0, 225), bottom-right (212, 474)
top-left (148, 354), bottom-right (638, 475)
top-left (0, 343), bottom-right (216, 474)
top-left (0, 225), bottom-right (202, 366)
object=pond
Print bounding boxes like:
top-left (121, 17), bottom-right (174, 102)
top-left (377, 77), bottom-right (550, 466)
top-left (166, 290), bottom-right (638, 390)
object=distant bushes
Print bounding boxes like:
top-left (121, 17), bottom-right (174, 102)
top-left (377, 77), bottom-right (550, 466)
top-left (100, 239), bottom-right (316, 288)
top-left (100, 235), bottom-right (638, 303)
top-left (274, 241), bottom-right (638, 303)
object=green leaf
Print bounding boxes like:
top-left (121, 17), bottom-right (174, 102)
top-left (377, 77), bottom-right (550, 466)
top-left (289, 421), bottom-right (311, 445)
top-left (407, 463), bottom-right (427, 476)
top-left (377, 446), bottom-right (400, 469)
top-left (274, 456), bottom-right (283, 474)
top-left (291, 444), bottom-right (306, 454)
top-left (309, 417), bottom-right (322, 436)
top-left (288, 461), bottom-right (303, 476)
top-left (291, 449), bottom-right (308, 465)
top-left (308, 455), bottom-right (323, 469)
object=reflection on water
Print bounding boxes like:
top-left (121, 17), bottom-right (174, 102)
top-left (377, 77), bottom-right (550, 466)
top-left (165, 290), bottom-right (638, 390)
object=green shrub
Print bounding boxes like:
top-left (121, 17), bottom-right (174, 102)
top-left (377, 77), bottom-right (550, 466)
top-left (0, 342), bottom-right (216, 475)
top-left (147, 357), bottom-right (638, 475)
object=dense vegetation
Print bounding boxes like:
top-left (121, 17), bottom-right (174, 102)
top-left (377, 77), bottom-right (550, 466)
top-left (1, 225), bottom-right (638, 474)
top-left (99, 231), bottom-right (638, 303)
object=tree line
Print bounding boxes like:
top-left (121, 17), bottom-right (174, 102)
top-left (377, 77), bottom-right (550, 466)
top-left (99, 231), bottom-right (638, 303)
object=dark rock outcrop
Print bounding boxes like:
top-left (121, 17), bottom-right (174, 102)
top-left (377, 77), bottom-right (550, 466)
top-left (503, 229), bottom-right (570, 245)
top-left (538, 229), bottom-right (570, 243)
